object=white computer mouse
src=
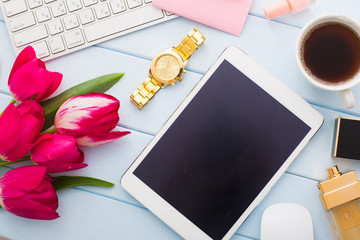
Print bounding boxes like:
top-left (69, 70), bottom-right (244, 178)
top-left (261, 203), bottom-right (314, 240)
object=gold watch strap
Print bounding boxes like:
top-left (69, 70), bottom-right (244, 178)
top-left (130, 76), bottom-right (164, 110)
top-left (176, 28), bottom-right (206, 60)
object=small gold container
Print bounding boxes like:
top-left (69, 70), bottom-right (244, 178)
top-left (318, 166), bottom-right (360, 239)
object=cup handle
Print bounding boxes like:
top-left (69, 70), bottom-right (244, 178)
top-left (339, 89), bottom-right (355, 109)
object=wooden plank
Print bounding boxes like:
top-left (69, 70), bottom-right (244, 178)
top-left (0, 25), bottom-right (204, 135)
top-left (250, 0), bottom-right (360, 27)
top-left (287, 105), bottom-right (360, 181)
top-left (2, 16), bottom-right (360, 131)
top-left (0, 175), bottom-right (182, 240)
top-left (0, 167), bottom-right (333, 240)
top-left (235, 173), bottom-right (333, 240)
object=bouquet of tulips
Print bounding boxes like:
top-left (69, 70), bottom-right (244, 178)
top-left (0, 46), bottom-right (130, 220)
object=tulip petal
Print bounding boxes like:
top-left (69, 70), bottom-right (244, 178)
top-left (2, 143), bottom-right (35, 162)
top-left (32, 134), bottom-right (76, 162)
top-left (76, 131), bottom-right (131, 147)
top-left (45, 163), bottom-right (88, 173)
top-left (37, 71), bottom-right (63, 101)
top-left (0, 166), bottom-right (47, 197)
top-left (35, 149), bottom-right (86, 173)
top-left (55, 93), bottom-right (119, 133)
top-left (1, 197), bottom-right (59, 220)
top-left (9, 46), bottom-right (37, 81)
top-left (18, 100), bottom-right (45, 128)
top-left (9, 60), bottom-right (50, 102)
top-left (0, 104), bottom-right (21, 157)
top-left (25, 180), bottom-right (58, 210)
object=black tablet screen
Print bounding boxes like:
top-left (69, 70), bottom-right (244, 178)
top-left (134, 60), bottom-right (311, 239)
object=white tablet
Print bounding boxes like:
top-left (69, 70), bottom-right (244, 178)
top-left (121, 46), bottom-right (323, 240)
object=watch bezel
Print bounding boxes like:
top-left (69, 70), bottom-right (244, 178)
top-left (150, 48), bottom-right (185, 85)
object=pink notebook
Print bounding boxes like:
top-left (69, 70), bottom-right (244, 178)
top-left (152, 0), bottom-right (253, 36)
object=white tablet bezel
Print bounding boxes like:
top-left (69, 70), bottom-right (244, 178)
top-left (121, 46), bottom-right (323, 240)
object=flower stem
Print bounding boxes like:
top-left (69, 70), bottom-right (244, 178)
top-left (0, 155), bottom-right (31, 167)
top-left (40, 127), bottom-right (56, 135)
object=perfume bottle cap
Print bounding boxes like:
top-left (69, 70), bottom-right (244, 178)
top-left (327, 166), bottom-right (342, 179)
top-left (319, 165), bottom-right (360, 210)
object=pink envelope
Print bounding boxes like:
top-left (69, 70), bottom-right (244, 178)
top-left (152, 0), bottom-right (253, 36)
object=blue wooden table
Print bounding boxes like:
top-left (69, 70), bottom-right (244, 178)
top-left (1, 0), bottom-right (360, 239)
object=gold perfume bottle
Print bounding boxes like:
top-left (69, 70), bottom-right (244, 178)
top-left (318, 166), bottom-right (360, 240)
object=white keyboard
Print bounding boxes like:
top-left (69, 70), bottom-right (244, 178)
top-left (0, 0), bottom-right (177, 61)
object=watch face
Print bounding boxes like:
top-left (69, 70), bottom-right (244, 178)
top-left (154, 54), bottom-right (181, 81)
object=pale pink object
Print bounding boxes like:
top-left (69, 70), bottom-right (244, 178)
top-left (152, 0), bottom-right (253, 36)
top-left (0, 101), bottom-right (44, 162)
top-left (264, 0), bottom-right (315, 19)
top-left (54, 93), bottom-right (130, 147)
top-left (0, 166), bottom-right (59, 220)
top-left (31, 134), bottom-right (87, 173)
top-left (8, 46), bottom-right (62, 102)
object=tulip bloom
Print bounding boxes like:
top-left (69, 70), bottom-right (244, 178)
top-left (0, 101), bottom-right (44, 162)
top-left (54, 93), bottom-right (130, 147)
top-left (0, 166), bottom-right (59, 220)
top-left (8, 46), bottom-right (63, 102)
top-left (31, 134), bottom-right (87, 173)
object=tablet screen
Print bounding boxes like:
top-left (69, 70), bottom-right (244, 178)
top-left (134, 60), bottom-right (311, 239)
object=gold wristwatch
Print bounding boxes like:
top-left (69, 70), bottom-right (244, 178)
top-left (130, 28), bottom-right (206, 109)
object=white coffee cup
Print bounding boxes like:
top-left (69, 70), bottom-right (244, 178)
top-left (296, 14), bottom-right (360, 109)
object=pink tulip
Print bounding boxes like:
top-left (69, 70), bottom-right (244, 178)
top-left (0, 101), bottom-right (44, 162)
top-left (54, 93), bottom-right (130, 147)
top-left (8, 46), bottom-right (63, 102)
top-left (31, 134), bottom-right (87, 173)
top-left (0, 166), bottom-right (59, 220)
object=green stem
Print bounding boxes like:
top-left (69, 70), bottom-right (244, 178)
top-left (0, 155), bottom-right (31, 167)
top-left (40, 127), bottom-right (56, 135)
top-left (0, 99), bottom-right (16, 117)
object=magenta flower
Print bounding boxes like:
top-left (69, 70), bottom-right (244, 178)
top-left (31, 134), bottom-right (87, 173)
top-left (0, 101), bottom-right (44, 162)
top-left (8, 46), bottom-right (63, 102)
top-left (54, 93), bottom-right (130, 147)
top-left (0, 166), bottom-right (59, 220)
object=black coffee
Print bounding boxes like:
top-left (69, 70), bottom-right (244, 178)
top-left (301, 22), bottom-right (360, 84)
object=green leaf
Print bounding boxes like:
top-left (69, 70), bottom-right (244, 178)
top-left (40, 73), bottom-right (124, 131)
top-left (52, 176), bottom-right (114, 191)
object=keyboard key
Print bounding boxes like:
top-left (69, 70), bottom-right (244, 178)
top-left (83, 0), bottom-right (97, 7)
top-left (36, 6), bottom-right (51, 23)
top-left (49, 36), bottom-right (66, 53)
top-left (66, 0), bottom-right (82, 12)
top-left (64, 29), bottom-right (84, 48)
top-left (31, 41), bottom-right (50, 58)
top-left (13, 25), bottom-right (48, 47)
top-left (109, 0), bottom-right (126, 14)
top-left (79, 9), bottom-right (95, 25)
top-left (94, 3), bottom-right (110, 20)
top-left (50, 1), bottom-right (67, 17)
top-left (44, 0), bottom-right (56, 3)
top-left (126, 0), bottom-right (142, 9)
top-left (28, 0), bottom-right (43, 9)
top-left (48, 19), bottom-right (64, 35)
top-left (3, 0), bottom-right (27, 17)
top-left (84, 5), bottom-right (163, 42)
top-left (9, 12), bottom-right (36, 32)
top-left (63, 14), bottom-right (79, 29)
top-left (144, 0), bottom-right (151, 3)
